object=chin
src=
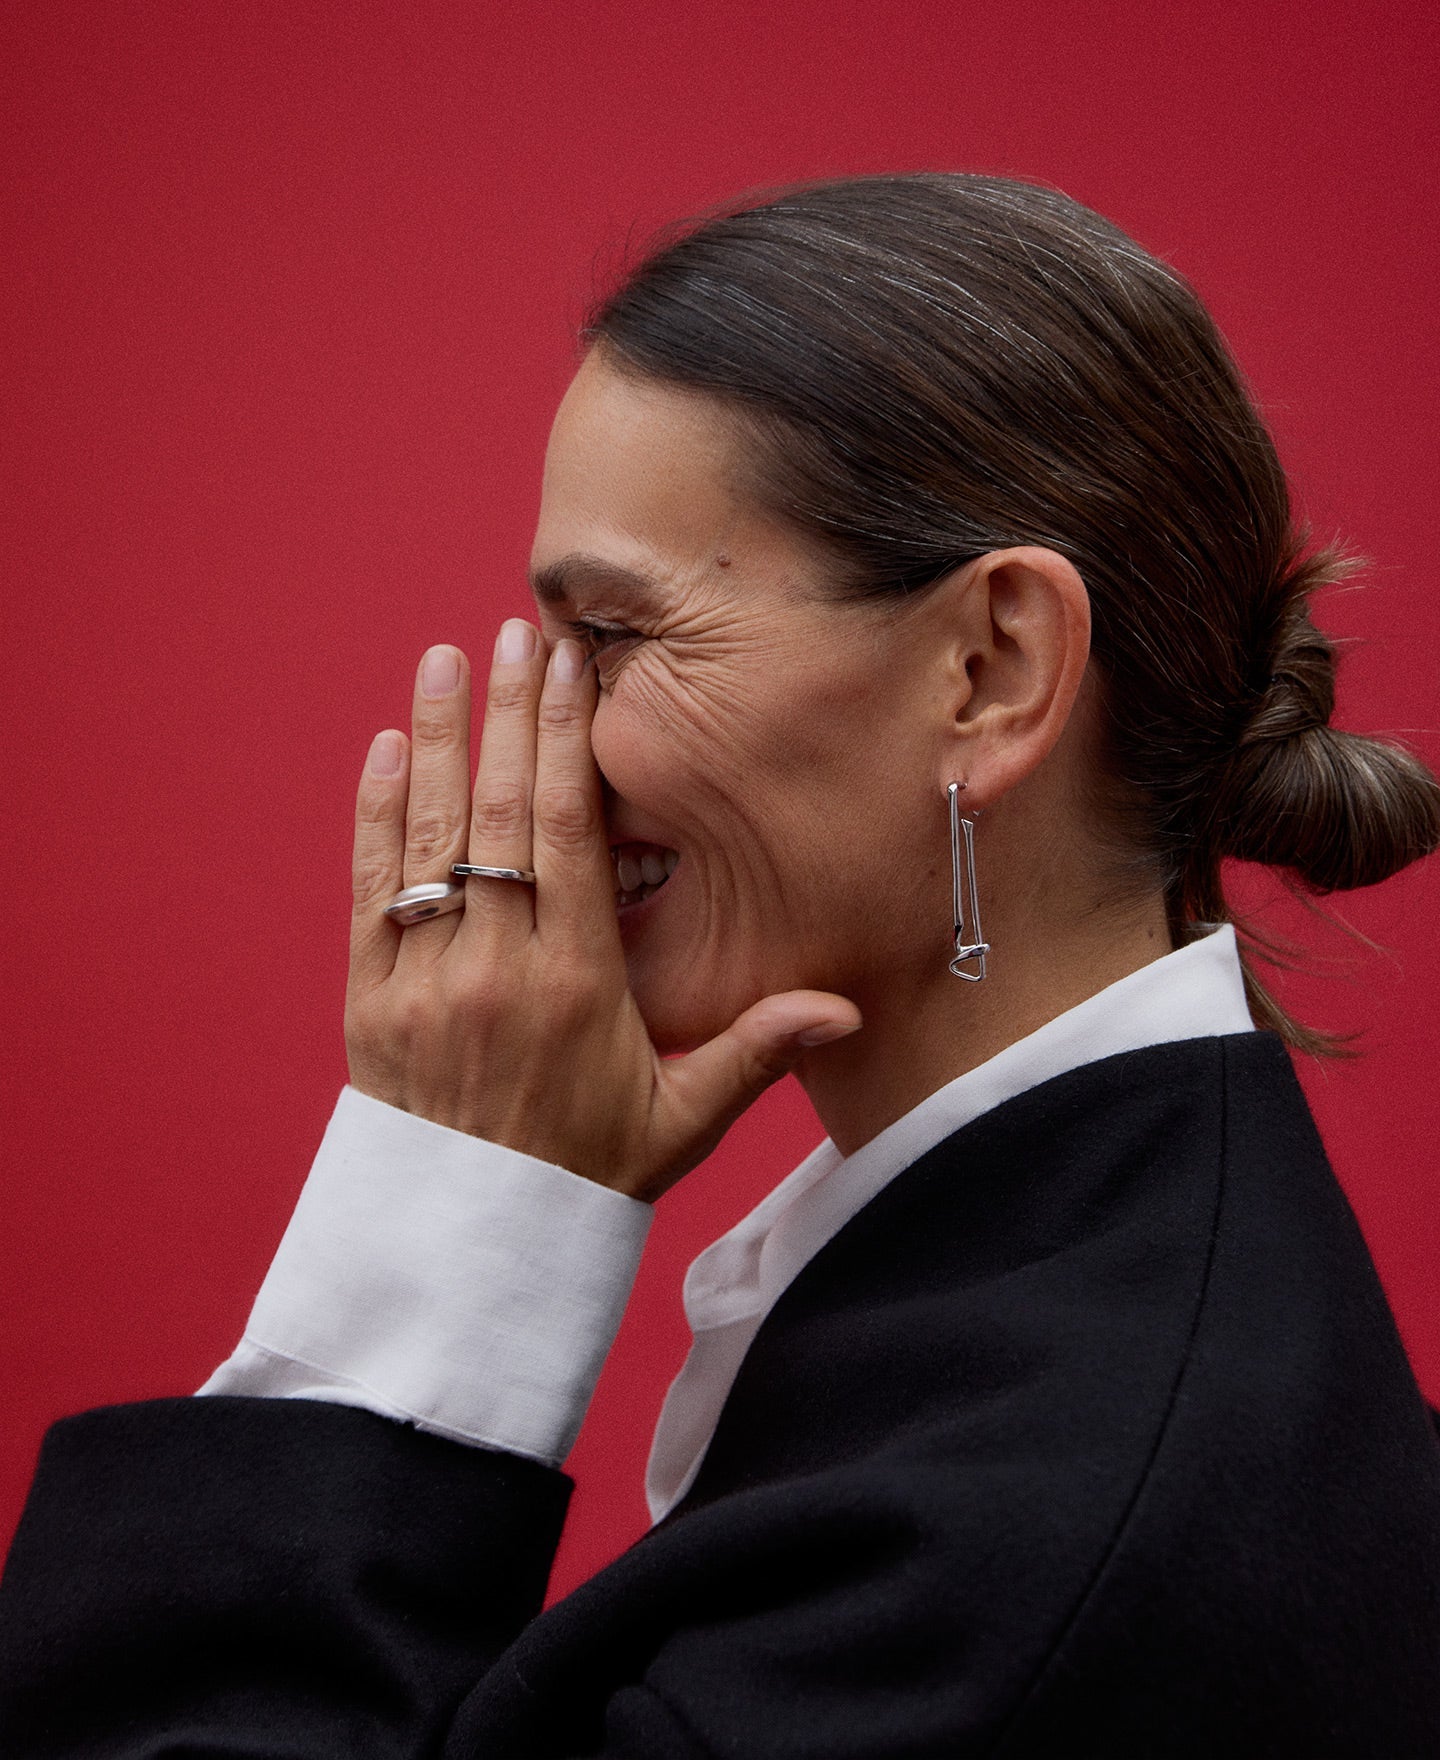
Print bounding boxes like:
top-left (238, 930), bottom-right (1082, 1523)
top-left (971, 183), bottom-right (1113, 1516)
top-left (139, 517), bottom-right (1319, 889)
top-left (624, 930), bottom-right (761, 1053)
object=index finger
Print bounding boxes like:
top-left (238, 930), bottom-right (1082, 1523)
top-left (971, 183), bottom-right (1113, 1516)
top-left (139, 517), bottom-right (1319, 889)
top-left (530, 639), bottom-right (619, 950)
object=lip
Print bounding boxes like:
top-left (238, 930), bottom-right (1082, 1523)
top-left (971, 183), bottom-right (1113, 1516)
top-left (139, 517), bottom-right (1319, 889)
top-left (606, 816), bottom-right (673, 848)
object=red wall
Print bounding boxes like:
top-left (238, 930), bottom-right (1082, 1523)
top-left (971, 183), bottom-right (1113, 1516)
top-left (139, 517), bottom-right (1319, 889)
top-left (3, 0), bottom-right (1436, 1604)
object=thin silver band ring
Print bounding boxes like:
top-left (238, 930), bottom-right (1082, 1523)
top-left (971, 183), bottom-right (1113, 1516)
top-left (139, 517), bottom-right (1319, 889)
top-left (451, 863), bottom-right (537, 885)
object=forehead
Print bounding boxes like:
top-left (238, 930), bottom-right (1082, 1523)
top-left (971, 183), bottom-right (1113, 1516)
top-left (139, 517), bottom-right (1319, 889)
top-left (529, 352), bottom-right (764, 609)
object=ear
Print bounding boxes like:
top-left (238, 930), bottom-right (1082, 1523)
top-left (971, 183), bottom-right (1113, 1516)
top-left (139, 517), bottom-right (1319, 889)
top-left (934, 546), bottom-right (1091, 808)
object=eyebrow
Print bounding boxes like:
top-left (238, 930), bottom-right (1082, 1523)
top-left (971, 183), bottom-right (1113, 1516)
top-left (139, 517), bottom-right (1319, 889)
top-left (528, 554), bottom-right (669, 609)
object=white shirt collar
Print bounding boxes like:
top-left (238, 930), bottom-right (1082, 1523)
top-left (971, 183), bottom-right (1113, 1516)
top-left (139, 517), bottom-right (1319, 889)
top-left (646, 924), bottom-right (1254, 1520)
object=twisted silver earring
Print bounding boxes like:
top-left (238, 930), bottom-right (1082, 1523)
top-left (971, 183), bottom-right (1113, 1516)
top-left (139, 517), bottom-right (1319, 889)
top-left (947, 782), bottom-right (989, 981)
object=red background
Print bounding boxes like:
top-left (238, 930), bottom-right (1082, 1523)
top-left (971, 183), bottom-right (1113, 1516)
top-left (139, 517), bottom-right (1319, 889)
top-left (3, 0), bottom-right (1437, 1603)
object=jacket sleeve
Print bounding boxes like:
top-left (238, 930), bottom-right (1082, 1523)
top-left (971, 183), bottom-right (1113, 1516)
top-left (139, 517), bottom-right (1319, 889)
top-left (0, 1397), bottom-right (571, 1759)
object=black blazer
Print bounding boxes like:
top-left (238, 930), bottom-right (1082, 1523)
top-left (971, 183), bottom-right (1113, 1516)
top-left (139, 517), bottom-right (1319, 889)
top-left (3, 1032), bottom-right (1439, 1756)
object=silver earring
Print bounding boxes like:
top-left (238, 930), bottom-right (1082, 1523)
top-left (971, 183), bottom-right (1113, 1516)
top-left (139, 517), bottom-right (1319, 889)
top-left (947, 782), bottom-right (989, 981)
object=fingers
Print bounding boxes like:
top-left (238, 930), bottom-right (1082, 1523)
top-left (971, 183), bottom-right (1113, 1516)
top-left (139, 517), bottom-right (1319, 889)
top-left (349, 728), bottom-right (411, 992)
top-left (403, 645), bottom-right (473, 890)
top-left (456, 619), bottom-right (547, 939)
top-left (352, 631), bottom-right (613, 993)
top-left (531, 640), bottom-right (619, 950)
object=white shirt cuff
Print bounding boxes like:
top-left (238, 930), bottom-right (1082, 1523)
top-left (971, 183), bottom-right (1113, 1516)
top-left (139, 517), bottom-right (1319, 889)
top-left (198, 1086), bottom-right (653, 1467)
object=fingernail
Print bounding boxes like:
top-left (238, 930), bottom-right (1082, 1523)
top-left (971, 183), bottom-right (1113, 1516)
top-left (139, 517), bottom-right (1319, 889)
top-left (421, 646), bottom-right (461, 697)
top-left (797, 1019), bottom-right (862, 1048)
top-left (368, 730), bottom-right (405, 777)
top-left (552, 638), bottom-right (585, 683)
top-left (496, 619), bottom-right (537, 664)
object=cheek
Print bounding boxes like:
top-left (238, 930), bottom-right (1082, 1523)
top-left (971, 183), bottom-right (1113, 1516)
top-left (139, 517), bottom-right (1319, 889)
top-left (591, 654), bottom-right (918, 945)
top-left (589, 687), bottom-right (710, 823)
top-left (590, 659), bottom-right (787, 830)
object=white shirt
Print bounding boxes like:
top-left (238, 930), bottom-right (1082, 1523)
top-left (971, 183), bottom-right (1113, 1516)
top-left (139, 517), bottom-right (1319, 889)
top-left (200, 926), bottom-right (1254, 1522)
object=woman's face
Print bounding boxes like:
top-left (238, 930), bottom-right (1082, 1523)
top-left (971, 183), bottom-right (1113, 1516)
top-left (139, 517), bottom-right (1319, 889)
top-left (530, 351), bottom-right (955, 1052)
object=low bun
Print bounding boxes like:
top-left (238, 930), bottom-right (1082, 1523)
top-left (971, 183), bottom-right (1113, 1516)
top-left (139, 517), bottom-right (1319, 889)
top-left (1216, 568), bottom-right (1440, 894)
top-left (1222, 723), bottom-right (1440, 892)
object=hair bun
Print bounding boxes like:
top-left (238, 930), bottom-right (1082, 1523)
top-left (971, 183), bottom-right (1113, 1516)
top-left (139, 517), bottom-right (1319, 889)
top-left (1219, 589), bottom-right (1440, 891)
top-left (1245, 598), bottom-right (1336, 741)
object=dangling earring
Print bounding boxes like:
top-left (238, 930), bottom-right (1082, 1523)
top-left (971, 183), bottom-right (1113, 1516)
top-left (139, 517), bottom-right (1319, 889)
top-left (947, 782), bottom-right (989, 981)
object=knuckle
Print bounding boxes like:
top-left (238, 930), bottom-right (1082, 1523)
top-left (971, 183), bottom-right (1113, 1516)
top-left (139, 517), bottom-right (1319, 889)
top-left (534, 782), bottom-right (597, 845)
top-left (409, 707), bottom-right (464, 752)
top-left (537, 695), bottom-right (584, 733)
top-left (405, 810), bottom-right (463, 866)
top-left (344, 994), bottom-right (396, 1056)
top-left (452, 984), bottom-right (500, 1033)
top-left (389, 989), bottom-right (428, 1039)
top-left (355, 784), bottom-right (402, 841)
top-left (469, 782), bottom-right (531, 841)
top-left (385, 981), bottom-right (446, 1049)
top-left (352, 856), bottom-right (395, 905)
top-left (746, 1042), bottom-right (794, 1090)
top-left (355, 796), bottom-right (393, 833)
top-left (484, 675), bottom-right (536, 718)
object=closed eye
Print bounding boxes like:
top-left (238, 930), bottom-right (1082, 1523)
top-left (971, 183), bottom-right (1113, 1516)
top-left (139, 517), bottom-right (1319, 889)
top-left (567, 619), bottom-right (643, 662)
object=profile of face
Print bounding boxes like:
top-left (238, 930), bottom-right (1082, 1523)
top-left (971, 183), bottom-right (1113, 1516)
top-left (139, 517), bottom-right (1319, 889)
top-left (529, 350), bottom-right (972, 1055)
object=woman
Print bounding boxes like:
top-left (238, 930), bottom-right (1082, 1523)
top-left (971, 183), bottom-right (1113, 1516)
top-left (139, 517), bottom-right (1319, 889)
top-left (3, 173), bottom-right (1439, 1755)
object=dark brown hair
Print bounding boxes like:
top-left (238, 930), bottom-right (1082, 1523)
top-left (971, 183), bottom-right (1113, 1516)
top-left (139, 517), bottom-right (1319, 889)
top-left (585, 174), bottom-right (1440, 1051)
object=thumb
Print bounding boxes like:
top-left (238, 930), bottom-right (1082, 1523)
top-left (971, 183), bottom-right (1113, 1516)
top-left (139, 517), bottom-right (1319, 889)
top-left (651, 990), bottom-right (861, 1196)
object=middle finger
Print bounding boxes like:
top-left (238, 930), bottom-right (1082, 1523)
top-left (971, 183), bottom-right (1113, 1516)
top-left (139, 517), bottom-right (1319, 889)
top-left (456, 618), bottom-right (547, 936)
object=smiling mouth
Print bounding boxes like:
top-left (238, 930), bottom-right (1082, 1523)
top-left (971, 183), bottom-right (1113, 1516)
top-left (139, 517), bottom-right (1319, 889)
top-left (610, 841), bottom-right (679, 908)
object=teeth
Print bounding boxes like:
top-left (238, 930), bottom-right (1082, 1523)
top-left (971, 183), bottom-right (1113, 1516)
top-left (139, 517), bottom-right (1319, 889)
top-left (609, 841), bottom-right (679, 907)
top-left (616, 882), bottom-right (663, 906)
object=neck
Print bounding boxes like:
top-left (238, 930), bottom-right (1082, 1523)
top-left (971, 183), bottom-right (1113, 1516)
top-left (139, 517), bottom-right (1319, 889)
top-left (797, 894), bottom-right (1174, 1158)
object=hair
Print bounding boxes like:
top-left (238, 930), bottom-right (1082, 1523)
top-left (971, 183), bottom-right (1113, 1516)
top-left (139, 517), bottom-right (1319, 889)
top-left (584, 173), bottom-right (1440, 1053)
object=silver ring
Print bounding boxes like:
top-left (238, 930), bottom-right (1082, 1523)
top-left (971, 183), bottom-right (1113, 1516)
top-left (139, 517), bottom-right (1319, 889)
top-left (383, 864), bottom-right (539, 926)
top-left (382, 882), bottom-right (465, 925)
top-left (451, 863), bottom-right (538, 885)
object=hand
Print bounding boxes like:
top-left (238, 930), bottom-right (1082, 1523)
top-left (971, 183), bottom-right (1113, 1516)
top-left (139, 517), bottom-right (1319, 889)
top-left (343, 622), bottom-right (861, 1202)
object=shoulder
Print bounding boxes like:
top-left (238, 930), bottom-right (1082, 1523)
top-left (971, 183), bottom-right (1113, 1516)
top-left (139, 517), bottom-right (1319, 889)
top-left (650, 1032), bottom-right (1440, 1747)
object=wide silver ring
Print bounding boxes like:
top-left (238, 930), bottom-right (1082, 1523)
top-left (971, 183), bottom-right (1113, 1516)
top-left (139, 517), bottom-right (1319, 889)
top-left (451, 863), bottom-right (538, 885)
top-left (382, 882), bottom-right (465, 925)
